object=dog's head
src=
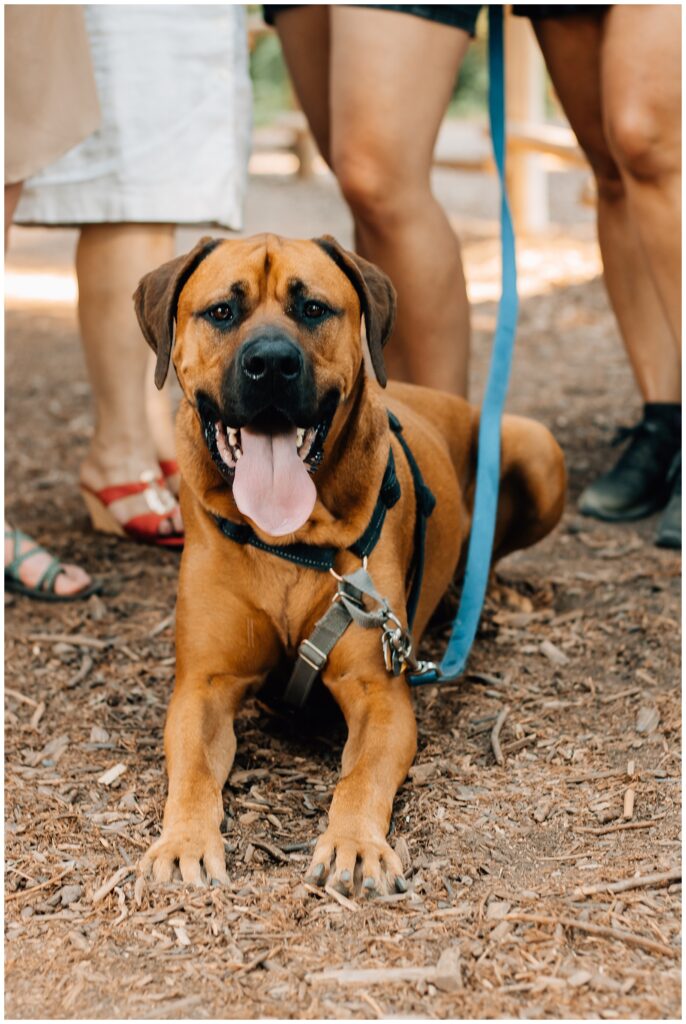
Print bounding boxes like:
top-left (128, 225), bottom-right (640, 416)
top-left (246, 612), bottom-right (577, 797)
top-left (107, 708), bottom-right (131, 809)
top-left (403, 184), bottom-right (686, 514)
top-left (134, 234), bottom-right (396, 537)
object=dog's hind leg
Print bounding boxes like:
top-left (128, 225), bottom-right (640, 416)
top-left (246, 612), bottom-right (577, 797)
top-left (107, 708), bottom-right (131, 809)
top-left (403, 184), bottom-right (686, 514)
top-left (491, 415), bottom-right (567, 563)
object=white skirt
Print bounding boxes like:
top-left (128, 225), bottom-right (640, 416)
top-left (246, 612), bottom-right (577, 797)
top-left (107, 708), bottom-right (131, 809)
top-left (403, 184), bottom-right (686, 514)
top-left (15, 5), bottom-right (252, 230)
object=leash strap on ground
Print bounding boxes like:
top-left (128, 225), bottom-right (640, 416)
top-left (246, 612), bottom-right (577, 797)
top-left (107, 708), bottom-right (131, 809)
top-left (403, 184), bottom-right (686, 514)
top-left (409, 5), bottom-right (519, 686)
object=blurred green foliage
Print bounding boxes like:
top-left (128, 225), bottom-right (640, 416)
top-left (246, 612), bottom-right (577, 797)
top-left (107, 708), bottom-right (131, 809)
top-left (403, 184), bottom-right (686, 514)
top-left (249, 7), bottom-right (489, 127)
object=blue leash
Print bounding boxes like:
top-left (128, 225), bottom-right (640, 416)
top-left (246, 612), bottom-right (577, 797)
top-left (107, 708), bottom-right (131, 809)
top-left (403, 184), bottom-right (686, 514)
top-left (409, 5), bottom-right (519, 686)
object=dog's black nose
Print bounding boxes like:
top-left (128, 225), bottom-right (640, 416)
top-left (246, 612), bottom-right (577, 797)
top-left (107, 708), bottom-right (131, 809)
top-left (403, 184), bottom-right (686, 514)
top-left (240, 337), bottom-right (303, 384)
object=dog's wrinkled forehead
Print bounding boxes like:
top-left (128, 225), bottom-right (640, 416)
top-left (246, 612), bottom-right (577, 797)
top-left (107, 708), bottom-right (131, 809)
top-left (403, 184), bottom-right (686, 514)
top-left (176, 235), bottom-right (360, 322)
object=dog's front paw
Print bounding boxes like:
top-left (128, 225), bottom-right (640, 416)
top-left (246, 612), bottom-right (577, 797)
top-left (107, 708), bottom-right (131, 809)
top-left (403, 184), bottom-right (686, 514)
top-left (140, 821), bottom-right (228, 886)
top-left (305, 828), bottom-right (407, 898)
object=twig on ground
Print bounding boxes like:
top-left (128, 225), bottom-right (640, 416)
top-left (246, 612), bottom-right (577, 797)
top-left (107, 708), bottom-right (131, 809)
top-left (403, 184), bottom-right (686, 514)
top-left (65, 655), bottom-right (94, 690)
top-left (306, 965), bottom-right (438, 986)
top-left (324, 885), bottom-right (359, 912)
top-left (506, 912), bottom-right (677, 958)
top-left (575, 815), bottom-right (665, 836)
top-left (251, 838), bottom-right (289, 863)
top-left (91, 866), bottom-right (134, 903)
top-left (577, 868), bottom-right (680, 897)
top-left (27, 632), bottom-right (113, 650)
top-left (6, 864), bottom-right (74, 903)
top-left (490, 706), bottom-right (510, 766)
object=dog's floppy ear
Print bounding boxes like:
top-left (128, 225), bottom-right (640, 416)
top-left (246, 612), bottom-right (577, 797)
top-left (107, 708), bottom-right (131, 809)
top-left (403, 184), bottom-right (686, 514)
top-left (133, 236), bottom-right (222, 389)
top-left (314, 235), bottom-right (396, 387)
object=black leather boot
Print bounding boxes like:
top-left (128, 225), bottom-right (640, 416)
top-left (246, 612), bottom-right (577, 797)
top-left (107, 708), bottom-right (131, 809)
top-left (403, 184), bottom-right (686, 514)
top-left (656, 451), bottom-right (681, 549)
top-left (578, 403), bottom-right (681, 522)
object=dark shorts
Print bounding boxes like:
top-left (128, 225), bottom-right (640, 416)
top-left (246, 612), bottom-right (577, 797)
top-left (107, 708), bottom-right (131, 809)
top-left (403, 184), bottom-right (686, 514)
top-left (513, 5), bottom-right (608, 18)
top-left (263, 5), bottom-right (482, 35)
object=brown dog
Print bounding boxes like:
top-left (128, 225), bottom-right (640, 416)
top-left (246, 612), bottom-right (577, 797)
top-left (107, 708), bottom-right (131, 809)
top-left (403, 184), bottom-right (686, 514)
top-left (135, 233), bottom-right (565, 895)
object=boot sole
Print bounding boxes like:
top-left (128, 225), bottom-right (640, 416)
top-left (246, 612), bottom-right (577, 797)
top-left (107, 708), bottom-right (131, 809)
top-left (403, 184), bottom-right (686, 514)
top-left (578, 497), bottom-right (667, 523)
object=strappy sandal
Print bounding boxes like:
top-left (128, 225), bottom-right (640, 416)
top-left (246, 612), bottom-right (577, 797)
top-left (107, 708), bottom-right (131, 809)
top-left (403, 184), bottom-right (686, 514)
top-left (80, 469), bottom-right (183, 548)
top-left (5, 527), bottom-right (101, 602)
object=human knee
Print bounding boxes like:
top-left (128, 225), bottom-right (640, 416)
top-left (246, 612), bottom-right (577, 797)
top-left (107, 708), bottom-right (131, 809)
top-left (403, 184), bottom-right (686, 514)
top-left (606, 103), bottom-right (678, 180)
top-left (333, 147), bottom-right (421, 229)
top-left (591, 154), bottom-right (625, 204)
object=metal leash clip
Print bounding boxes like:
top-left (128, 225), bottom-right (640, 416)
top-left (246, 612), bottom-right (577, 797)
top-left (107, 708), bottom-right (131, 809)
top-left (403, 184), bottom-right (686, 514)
top-left (380, 610), bottom-right (413, 676)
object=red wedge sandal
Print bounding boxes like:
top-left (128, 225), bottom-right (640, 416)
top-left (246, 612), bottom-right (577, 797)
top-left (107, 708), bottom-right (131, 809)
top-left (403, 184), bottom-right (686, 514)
top-left (81, 470), bottom-right (183, 548)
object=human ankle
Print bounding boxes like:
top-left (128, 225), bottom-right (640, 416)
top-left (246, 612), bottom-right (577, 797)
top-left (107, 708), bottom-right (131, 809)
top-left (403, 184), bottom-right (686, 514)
top-left (81, 440), bottom-right (166, 491)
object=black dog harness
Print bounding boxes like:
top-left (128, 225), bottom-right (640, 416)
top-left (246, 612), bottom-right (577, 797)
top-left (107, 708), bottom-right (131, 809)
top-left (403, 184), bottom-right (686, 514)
top-left (212, 412), bottom-right (436, 707)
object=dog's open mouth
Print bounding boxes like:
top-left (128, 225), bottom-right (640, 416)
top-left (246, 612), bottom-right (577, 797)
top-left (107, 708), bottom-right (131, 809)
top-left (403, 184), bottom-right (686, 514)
top-left (214, 420), bottom-right (321, 472)
top-left (199, 398), bottom-right (337, 538)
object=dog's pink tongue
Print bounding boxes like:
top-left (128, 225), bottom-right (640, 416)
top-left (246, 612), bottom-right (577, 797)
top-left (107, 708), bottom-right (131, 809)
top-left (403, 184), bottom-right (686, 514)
top-left (233, 426), bottom-right (316, 537)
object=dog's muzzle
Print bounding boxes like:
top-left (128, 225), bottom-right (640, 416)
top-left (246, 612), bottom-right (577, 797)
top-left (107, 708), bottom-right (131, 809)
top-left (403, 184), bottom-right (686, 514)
top-left (196, 332), bottom-right (339, 537)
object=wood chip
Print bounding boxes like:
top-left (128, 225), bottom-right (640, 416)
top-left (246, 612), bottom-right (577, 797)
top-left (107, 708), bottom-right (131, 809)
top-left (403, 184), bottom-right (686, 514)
top-left (540, 640), bottom-right (569, 666)
top-left (91, 866), bottom-right (133, 903)
top-left (97, 763), bottom-right (127, 786)
top-left (5, 687), bottom-right (38, 707)
top-left (29, 701), bottom-right (45, 730)
top-left (635, 706), bottom-right (660, 734)
top-left (486, 900), bottom-right (511, 920)
top-left (434, 946), bottom-right (462, 992)
top-left (133, 874), bottom-right (146, 907)
top-left (409, 762), bottom-right (438, 785)
top-left (306, 965), bottom-right (438, 986)
top-left (623, 787), bottom-right (635, 820)
top-left (394, 836), bottom-right (411, 871)
top-left (324, 885), bottom-right (359, 912)
top-left (174, 925), bottom-right (191, 946)
top-left (533, 796), bottom-right (553, 823)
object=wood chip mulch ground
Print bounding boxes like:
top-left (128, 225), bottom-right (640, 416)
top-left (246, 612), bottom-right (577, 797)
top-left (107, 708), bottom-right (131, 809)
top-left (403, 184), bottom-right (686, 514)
top-left (5, 220), bottom-right (681, 1019)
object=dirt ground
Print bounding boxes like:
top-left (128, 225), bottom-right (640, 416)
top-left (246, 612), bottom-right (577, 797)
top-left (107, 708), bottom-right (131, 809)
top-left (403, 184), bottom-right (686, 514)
top-left (4, 163), bottom-right (681, 1020)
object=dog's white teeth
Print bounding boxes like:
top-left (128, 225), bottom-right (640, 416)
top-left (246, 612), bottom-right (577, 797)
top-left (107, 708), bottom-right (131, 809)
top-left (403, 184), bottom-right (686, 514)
top-left (234, 448), bottom-right (242, 460)
top-left (296, 427), bottom-right (305, 448)
top-left (227, 428), bottom-right (238, 447)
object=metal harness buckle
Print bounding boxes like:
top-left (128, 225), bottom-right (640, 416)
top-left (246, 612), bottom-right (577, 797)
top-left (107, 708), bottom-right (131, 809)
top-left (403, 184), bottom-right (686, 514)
top-left (297, 638), bottom-right (328, 672)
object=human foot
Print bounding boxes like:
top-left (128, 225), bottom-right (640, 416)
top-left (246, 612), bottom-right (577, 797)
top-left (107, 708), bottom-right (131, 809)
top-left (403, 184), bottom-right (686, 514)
top-left (4, 523), bottom-right (99, 601)
top-left (81, 449), bottom-right (183, 546)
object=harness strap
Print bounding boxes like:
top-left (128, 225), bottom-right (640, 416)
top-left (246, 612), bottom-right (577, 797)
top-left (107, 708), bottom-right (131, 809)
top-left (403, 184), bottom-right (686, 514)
top-left (215, 516), bottom-right (337, 570)
top-left (282, 599), bottom-right (356, 709)
top-left (388, 412), bottom-right (436, 628)
top-left (282, 565), bottom-right (402, 709)
top-left (349, 447), bottom-right (401, 558)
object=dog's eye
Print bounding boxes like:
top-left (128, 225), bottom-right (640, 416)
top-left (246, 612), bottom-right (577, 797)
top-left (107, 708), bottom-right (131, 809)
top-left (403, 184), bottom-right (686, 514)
top-left (208, 304), bottom-right (233, 323)
top-left (303, 300), bottom-right (326, 319)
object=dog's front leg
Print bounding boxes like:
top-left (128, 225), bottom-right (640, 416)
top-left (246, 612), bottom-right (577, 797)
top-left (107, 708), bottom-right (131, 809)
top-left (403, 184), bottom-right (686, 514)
top-left (141, 671), bottom-right (257, 885)
top-left (307, 639), bottom-right (417, 897)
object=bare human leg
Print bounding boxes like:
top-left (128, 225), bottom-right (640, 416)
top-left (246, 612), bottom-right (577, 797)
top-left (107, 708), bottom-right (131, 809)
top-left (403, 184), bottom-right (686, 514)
top-left (601, 3), bottom-right (681, 352)
top-left (276, 6), bottom-right (472, 395)
top-left (5, 182), bottom-right (94, 596)
top-left (534, 12), bottom-right (681, 538)
top-left (76, 223), bottom-right (183, 539)
top-left (534, 15), bottom-right (679, 404)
